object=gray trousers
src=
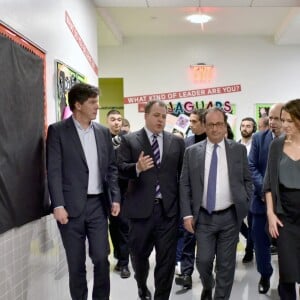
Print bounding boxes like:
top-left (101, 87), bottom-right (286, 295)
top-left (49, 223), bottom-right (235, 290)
top-left (195, 206), bottom-right (239, 300)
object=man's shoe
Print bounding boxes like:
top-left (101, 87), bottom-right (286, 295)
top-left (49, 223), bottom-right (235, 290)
top-left (114, 264), bottom-right (121, 272)
top-left (270, 245), bottom-right (277, 255)
top-left (175, 274), bottom-right (192, 289)
top-left (120, 266), bottom-right (131, 278)
top-left (242, 251), bottom-right (253, 263)
top-left (258, 277), bottom-right (270, 294)
top-left (138, 287), bottom-right (151, 300)
top-left (200, 288), bottom-right (212, 300)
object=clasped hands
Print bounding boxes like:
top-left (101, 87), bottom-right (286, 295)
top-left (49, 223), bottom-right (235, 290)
top-left (136, 151), bottom-right (155, 173)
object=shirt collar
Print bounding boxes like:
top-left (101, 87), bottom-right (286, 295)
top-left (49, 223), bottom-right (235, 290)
top-left (206, 138), bottom-right (225, 149)
top-left (144, 127), bottom-right (163, 140)
top-left (72, 116), bottom-right (93, 131)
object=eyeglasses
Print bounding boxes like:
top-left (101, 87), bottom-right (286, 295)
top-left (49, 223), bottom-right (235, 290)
top-left (206, 122), bottom-right (225, 129)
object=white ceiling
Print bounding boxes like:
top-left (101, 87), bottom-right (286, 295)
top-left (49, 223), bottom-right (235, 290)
top-left (93, 0), bottom-right (300, 46)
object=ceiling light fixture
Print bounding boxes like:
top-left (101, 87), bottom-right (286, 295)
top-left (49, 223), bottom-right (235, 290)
top-left (186, 14), bottom-right (211, 24)
top-left (186, 0), bottom-right (212, 30)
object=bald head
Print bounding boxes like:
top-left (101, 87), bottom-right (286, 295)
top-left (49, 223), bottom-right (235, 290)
top-left (269, 103), bottom-right (284, 137)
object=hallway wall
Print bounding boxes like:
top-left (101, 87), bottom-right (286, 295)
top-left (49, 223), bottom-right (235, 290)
top-left (99, 35), bottom-right (300, 138)
top-left (0, 1), bottom-right (98, 299)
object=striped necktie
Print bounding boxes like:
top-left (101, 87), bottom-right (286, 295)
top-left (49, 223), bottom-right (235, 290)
top-left (151, 134), bottom-right (161, 197)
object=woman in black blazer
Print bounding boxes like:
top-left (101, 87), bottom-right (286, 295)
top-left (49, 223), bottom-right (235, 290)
top-left (264, 99), bottom-right (300, 300)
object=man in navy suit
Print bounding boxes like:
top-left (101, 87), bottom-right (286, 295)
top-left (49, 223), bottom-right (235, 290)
top-left (47, 83), bottom-right (120, 300)
top-left (118, 100), bottom-right (185, 300)
top-left (248, 103), bottom-right (283, 294)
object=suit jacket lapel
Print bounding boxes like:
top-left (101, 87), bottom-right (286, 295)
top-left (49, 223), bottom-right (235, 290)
top-left (160, 131), bottom-right (171, 168)
top-left (66, 117), bottom-right (87, 166)
top-left (198, 140), bottom-right (207, 184)
top-left (225, 139), bottom-right (233, 177)
top-left (93, 123), bottom-right (104, 175)
top-left (136, 128), bottom-right (153, 154)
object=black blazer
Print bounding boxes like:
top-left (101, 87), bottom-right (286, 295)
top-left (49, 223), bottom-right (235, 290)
top-left (117, 128), bottom-right (185, 219)
top-left (263, 135), bottom-right (285, 215)
top-left (46, 117), bottom-right (120, 217)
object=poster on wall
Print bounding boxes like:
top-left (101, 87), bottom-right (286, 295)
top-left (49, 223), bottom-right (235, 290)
top-left (124, 84), bottom-right (241, 137)
top-left (56, 60), bottom-right (86, 121)
top-left (255, 103), bottom-right (272, 121)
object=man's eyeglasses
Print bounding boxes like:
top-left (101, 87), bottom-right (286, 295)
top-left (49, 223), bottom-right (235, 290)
top-left (206, 122), bottom-right (225, 129)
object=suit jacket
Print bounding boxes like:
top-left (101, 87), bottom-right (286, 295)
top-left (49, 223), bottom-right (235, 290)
top-left (248, 130), bottom-right (273, 214)
top-left (263, 135), bottom-right (285, 215)
top-left (185, 135), bottom-right (195, 148)
top-left (117, 128), bottom-right (185, 219)
top-left (46, 117), bottom-right (120, 217)
top-left (180, 138), bottom-right (252, 225)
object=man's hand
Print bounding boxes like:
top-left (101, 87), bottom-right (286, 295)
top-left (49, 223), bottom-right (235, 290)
top-left (111, 202), bottom-right (120, 216)
top-left (183, 217), bottom-right (195, 234)
top-left (136, 151), bottom-right (154, 173)
top-left (53, 207), bottom-right (69, 225)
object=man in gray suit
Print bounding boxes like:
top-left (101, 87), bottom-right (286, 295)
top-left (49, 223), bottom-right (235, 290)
top-left (118, 100), bottom-right (185, 300)
top-left (46, 83), bottom-right (120, 300)
top-left (180, 108), bottom-right (252, 300)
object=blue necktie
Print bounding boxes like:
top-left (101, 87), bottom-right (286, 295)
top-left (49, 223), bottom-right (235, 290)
top-left (207, 144), bottom-right (218, 214)
top-left (151, 134), bottom-right (161, 197)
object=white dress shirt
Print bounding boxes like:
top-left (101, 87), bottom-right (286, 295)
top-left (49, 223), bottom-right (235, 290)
top-left (202, 138), bottom-right (233, 211)
top-left (73, 117), bottom-right (102, 194)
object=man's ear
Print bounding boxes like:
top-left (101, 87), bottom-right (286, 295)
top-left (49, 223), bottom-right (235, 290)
top-left (75, 102), bottom-right (81, 110)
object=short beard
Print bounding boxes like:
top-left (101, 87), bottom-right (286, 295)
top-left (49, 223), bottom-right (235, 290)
top-left (241, 131), bottom-right (252, 138)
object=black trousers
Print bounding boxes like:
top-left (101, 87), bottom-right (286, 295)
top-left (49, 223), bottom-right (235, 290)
top-left (109, 212), bottom-right (130, 266)
top-left (129, 202), bottom-right (178, 300)
top-left (58, 194), bottom-right (110, 300)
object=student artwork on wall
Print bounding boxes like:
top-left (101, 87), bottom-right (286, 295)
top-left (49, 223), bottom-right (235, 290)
top-left (255, 103), bottom-right (272, 122)
top-left (56, 60), bottom-right (86, 121)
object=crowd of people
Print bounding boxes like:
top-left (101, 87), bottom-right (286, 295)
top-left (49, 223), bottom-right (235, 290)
top-left (46, 82), bottom-right (299, 300)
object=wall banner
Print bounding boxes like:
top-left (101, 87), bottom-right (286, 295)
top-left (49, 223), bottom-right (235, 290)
top-left (124, 84), bottom-right (241, 104)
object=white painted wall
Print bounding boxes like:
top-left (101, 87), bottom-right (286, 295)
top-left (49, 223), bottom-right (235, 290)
top-left (0, 2), bottom-right (99, 298)
top-left (99, 36), bottom-right (300, 138)
top-left (1, 0), bottom-right (99, 124)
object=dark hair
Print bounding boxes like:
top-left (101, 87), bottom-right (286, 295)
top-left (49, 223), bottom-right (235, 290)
top-left (107, 109), bottom-right (122, 117)
top-left (122, 118), bottom-right (130, 127)
top-left (226, 122), bottom-right (234, 140)
top-left (282, 99), bottom-right (300, 128)
top-left (68, 83), bottom-right (99, 112)
top-left (190, 108), bottom-right (206, 123)
top-left (203, 107), bottom-right (228, 124)
top-left (240, 117), bottom-right (257, 133)
top-left (144, 100), bottom-right (167, 114)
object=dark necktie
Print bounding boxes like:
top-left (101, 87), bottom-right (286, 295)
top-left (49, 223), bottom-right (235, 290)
top-left (151, 134), bottom-right (161, 197)
top-left (207, 144), bottom-right (218, 214)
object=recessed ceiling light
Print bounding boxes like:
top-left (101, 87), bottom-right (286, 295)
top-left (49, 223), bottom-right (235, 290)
top-left (186, 14), bottom-right (212, 24)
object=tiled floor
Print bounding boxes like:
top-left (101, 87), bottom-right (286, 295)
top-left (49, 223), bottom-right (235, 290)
top-left (3, 217), bottom-right (297, 300)
top-left (91, 248), bottom-right (299, 300)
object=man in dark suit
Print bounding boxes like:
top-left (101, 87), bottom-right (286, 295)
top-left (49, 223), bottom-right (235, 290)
top-left (118, 100), bottom-right (185, 300)
top-left (180, 108), bottom-right (252, 300)
top-left (238, 117), bottom-right (257, 264)
top-left (175, 108), bottom-right (206, 290)
top-left (248, 103), bottom-right (283, 294)
top-left (46, 83), bottom-right (120, 300)
top-left (106, 109), bottom-right (131, 279)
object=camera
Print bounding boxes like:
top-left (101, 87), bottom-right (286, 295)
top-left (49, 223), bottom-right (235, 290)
top-left (112, 135), bottom-right (122, 149)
